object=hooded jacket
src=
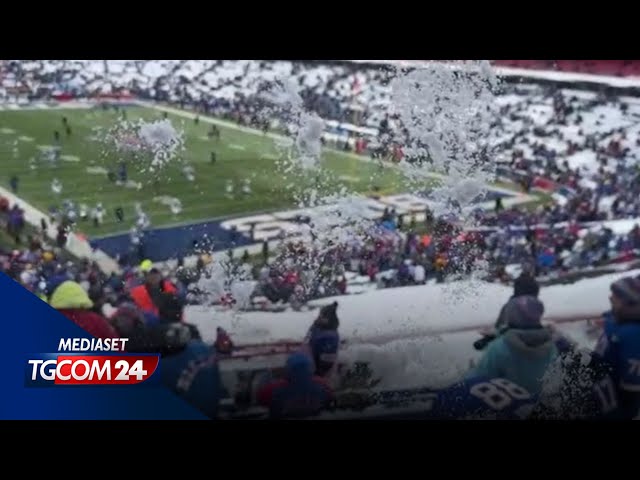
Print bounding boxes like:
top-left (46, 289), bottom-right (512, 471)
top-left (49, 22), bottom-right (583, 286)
top-left (256, 353), bottom-right (333, 419)
top-left (470, 327), bottom-right (558, 395)
top-left (305, 302), bottom-right (340, 376)
top-left (50, 281), bottom-right (119, 339)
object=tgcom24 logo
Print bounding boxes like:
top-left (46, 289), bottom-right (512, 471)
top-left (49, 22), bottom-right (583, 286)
top-left (25, 338), bottom-right (161, 387)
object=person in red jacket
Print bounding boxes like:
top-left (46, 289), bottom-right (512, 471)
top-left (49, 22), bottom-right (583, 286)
top-left (49, 280), bottom-right (119, 339)
top-left (129, 268), bottom-right (178, 325)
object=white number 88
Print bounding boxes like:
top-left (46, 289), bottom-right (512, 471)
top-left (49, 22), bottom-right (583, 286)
top-left (469, 379), bottom-right (532, 410)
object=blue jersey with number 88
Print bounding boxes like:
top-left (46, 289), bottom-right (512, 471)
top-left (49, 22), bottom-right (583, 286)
top-left (431, 377), bottom-right (537, 420)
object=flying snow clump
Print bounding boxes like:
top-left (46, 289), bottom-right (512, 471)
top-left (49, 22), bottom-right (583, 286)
top-left (261, 79), bottom-right (325, 170)
top-left (390, 61), bottom-right (499, 211)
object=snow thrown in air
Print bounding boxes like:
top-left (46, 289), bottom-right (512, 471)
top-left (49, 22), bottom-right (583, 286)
top-left (390, 61), bottom-right (498, 212)
top-left (188, 62), bottom-right (500, 344)
top-left (190, 253), bottom-right (256, 311)
top-left (261, 79), bottom-right (325, 170)
top-left (97, 118), bottom-right (185, 177)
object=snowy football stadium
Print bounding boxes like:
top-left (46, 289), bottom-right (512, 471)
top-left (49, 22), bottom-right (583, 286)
top-left (3, 60), bottom-right (640, 419)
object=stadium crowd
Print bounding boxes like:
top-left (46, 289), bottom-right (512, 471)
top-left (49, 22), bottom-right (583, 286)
top-left (3, 60), bottom-right (640, 298)
top-left (3, 61), bottom-right (640, 214)
top-left (3, 209), bottom-right (640, 420)
top-left (3, 61), bottom-right (640, 210)
top-left (2, 60), bottom-right (640, 419)
top-left (5, 181), bottom-right (640, 317)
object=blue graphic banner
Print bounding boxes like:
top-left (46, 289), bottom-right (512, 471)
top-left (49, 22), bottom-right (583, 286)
top-left (0, 273), bottom-right (206, 419)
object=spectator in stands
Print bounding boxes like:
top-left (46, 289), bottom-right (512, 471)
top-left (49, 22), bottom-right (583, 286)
top-left (50, 280), bottom-right (120, 339)
top-left (304, 301), bottom-right (340, 377)
top-left (157, 292), bottom-right (185, 324)
top-left (494, 268), bottom-right (540, 331)
top-left (114, 316), bottom-right (222, 419)
top-left (469, 295), bottom-right (558, 394)
top-left (514, 267), bottom-right (540, 295)
top-left (129, 268), bottom-right (179, 325)
top-left (593, 276), bottom-right (640, 418)
top-left (9, 60), bottom-right (640, 311)
top-left (256, 352), bottom-right (334, 419)
top-left (106, 300), bottom-right (144, 327)
top-left (8, 204), bottom-right (25, 245)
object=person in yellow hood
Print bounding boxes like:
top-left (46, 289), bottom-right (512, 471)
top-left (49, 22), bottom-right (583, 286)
top-left (50, 281), bottom-right (119, 339)
top-left (140, 259), bottom-right (153, 273)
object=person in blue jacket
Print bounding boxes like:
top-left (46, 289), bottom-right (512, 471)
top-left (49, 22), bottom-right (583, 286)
top-left (110, 310), bottom-right (222, 420)
top-left (592, 276), bottom-right (640, 419)
top-left (305, 301), bottom-right (340, 377)
top-left (468, 295), bottom-right (558, 395)
top-left (256, 353), bottom-right (334, 419)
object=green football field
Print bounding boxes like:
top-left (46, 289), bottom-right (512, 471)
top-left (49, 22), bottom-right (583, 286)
top-left (0, 106), bottom-right (430, 237)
